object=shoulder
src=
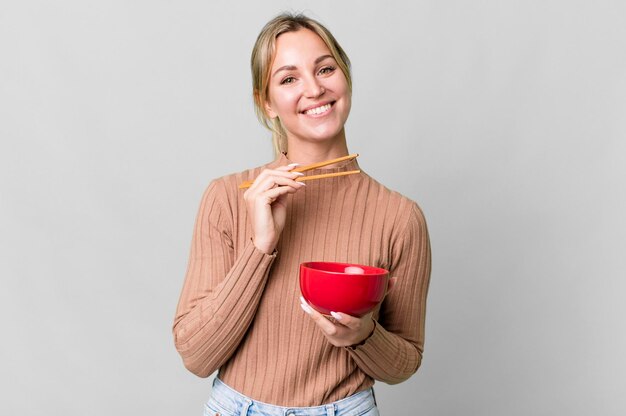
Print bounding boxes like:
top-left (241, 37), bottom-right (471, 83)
top-left (361, 174), bottom-right (430, 253)
top-left (360, 172), bottom-right (427, 230)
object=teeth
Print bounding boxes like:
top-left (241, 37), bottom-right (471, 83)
top-left (304, 103), bottom-right (331, 115)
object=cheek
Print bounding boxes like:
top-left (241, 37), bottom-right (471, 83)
top-left (334, 83), bottom-right (351, 117)
top-left (341, 100), bottom-right (352, 122)
top-left (330, 72), bottom-right (349, 93)
top-left (269, 89), bottom-right (299, 115)
top-left (328, 80), bottom-right (350, 110)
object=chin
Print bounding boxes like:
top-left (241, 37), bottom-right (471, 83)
top-left (307, 122), bottom-right (346, 141)
top-left (305, 129), bottom-right (345, 143)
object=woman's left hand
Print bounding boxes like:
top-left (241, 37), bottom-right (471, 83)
top-left (300, 297), bottom-right (374, 347)
top-left (299, 277), bottom-right (397, 348)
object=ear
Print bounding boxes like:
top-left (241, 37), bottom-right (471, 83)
top-left (265, 101), bottom-right (277, 119)
top-left (255, 89), bottom-right (277, 119)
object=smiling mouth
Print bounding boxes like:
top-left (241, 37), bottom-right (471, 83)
top-left (302, 102), bottom-right (334, 116)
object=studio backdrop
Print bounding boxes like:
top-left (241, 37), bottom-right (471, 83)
top-left (1, 1), bottom-right (625, 415)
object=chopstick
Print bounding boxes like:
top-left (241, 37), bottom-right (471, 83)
top-left (295, 169), bottom-right (361, 183)
top-left (238, 170), bottom-right (361, 189)
top-left (238, 154), bottom-right (360, 189)
top-left (292, 153), bottom-right (359, 173)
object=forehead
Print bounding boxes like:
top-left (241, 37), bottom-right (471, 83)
top-left (272, 29), bottom-right (332, 67)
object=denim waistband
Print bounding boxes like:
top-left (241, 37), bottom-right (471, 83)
top-left (205, 377), bottom-right (377, 416)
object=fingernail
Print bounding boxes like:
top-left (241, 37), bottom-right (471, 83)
top-left (293, 172), bottom-right (305, 176)
top-left (330, 311), bottom-right (343, 321)
top-left (288, 163), bottom-right (300, 167)
top-left (300, 303), bottom-right (312, 314)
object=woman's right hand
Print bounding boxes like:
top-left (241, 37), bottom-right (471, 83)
top-left (243, 163), bottom-right (306, 254)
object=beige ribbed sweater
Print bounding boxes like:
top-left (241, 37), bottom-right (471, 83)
top-left (173, 154), bottom-right (431, 407)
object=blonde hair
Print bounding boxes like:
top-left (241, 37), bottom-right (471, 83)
top-left (251, 13), bottom-right (352, 156)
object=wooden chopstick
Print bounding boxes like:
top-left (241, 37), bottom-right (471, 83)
top-left (292, 153), bottom-right (359, 173)
top-left (239, 170), bottom-right (361, 189)
top-left (238, 154), bottom-right (360, 189)
top-left (295, 169), bottom-right (361, 183)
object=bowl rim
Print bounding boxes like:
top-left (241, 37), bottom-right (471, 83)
top-left (300, 261), bottom-right (389, 276)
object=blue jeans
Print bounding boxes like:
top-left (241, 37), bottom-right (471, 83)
top-left (204, 377), bottom-right (380, 416)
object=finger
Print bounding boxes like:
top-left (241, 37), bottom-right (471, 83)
top-left (386, 276), bottom-right (398, 295)
top-left (300, 298), bottom-right (338, 336)
top-left (246, 176), bottom-right (304, 202)
top-left (329, 311), bottom-right (372, 330)
top-left (250, 171), bottom-right (305, 192)
top-left (257, 182), bottom-right (304, 205)
top-left (253, 166), bottom-right (302, 183)
top-left (258, 174), bottom-right (305, 192)
top-left (275, 191), bottom-right (289, 209)
top-left (275, 163), bottom-right (300, 171)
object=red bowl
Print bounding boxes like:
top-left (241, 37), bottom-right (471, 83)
top-left (300, 262), bottom-right (389, 317)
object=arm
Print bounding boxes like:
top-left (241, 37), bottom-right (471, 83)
top-left (345, 202), bottom-right (432, 384)
top-left (172, 179), bottom-right (277, 377)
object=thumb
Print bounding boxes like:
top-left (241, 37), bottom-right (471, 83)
top-left (274, 191), bottom-right (289, 208)
top-left (386, 276), bottom-right (398, 295)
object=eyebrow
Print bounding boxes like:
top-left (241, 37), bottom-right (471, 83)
top-left (272, 54), bottom-right (335, 78)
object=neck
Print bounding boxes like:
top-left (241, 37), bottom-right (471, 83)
top-left (285, 130), bottom-right (350, 167)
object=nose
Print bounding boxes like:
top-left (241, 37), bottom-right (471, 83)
top-left (303, 76), bottom-right (325, 98)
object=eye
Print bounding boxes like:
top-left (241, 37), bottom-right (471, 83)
top-left (280, 76), bottom-right (296, 85)
top-left (318, 66), bottom-right (336, 75)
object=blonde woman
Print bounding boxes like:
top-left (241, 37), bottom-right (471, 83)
top-left (173, 12), bottom-right (431, 415)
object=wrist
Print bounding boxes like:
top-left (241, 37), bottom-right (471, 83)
top-left (251, 237), bottom-right (277, 255)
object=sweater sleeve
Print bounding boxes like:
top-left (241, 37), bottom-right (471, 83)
top-left (172, 179), bottom-right (276, 378)
top-left (346, 202), bottom-right (431, 384)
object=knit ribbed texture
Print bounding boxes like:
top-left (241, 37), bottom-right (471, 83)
top-left (173, 154), bottom-right (431, 406)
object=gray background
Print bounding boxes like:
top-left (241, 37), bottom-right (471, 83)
top-left (1, 1), bottom-right (625, 415)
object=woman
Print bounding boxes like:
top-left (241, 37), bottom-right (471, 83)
top-left (173, 12), bottom-right (431, 415)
